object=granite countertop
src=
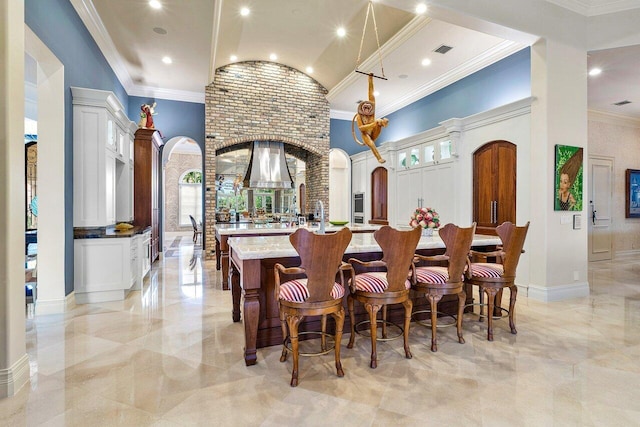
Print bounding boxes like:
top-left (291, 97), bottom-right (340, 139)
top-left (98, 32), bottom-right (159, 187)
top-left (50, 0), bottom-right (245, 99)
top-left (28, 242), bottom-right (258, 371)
top-left (215, 222), bottom-right (381, 236)
top-left (74, 225), bottom-right (152, 239)
top-left (228, 232), bottom-right (502, 260)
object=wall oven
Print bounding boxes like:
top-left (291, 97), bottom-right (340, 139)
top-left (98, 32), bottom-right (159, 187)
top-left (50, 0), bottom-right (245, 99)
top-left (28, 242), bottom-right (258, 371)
top-left (353, 192), bottom-right (365, 224)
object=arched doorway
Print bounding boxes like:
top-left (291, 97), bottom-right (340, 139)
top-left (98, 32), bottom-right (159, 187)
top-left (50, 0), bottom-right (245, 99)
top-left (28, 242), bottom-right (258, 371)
top-left (162, 137), bottom-right (204, 252)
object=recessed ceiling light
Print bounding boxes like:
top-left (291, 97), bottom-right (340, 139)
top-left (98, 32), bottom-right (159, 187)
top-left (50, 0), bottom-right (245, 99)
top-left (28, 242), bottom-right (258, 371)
top-left (230, 55), bottom-right (238, 62)
top-left (398, 74), bottom-right (408, 79)
top-left (421, 58), bottom-right (432, 66)
top-left (153, 27), bottom-right (167, 35)
top-left (269, 53), bottom-right (277, 61)
top-left (373, 91), bottom-right (380, 97)
top-left (162, 56), bottom-right (172, 64)
top-left (337, 27), bottom-right (346, 37)
top-left (589, 67), bottom-right (602, 76)
top-left (149, 0), bottom-right (162, 10)
top-left (306, 66), bottom-right (314, 74)
top-left (415, 3), bottom-right (427, 14)
top-left (240, 7), bottom-right (250, 16)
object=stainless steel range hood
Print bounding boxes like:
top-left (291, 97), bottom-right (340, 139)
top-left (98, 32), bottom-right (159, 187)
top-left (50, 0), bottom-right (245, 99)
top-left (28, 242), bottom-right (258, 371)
top-left (242, 141), bottom-right (294, 189)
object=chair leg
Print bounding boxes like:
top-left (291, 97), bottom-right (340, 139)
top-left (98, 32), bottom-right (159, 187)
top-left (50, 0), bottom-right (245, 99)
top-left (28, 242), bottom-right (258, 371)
top-left (478, 286), bottom-right (485, 322)
top-left (381, 305), bottom-right (388, 339)
top-left (494, 288), bottom-right (504, 317)
top-left (286, 314), bottom-right (303, 387)
top-left (279, 310), bottom-right (288, 362)
top-left (365, 303), bottom-right (381, 368)
top-left (484, 288), bottom-right (498, 341)
top-left (401, 298), bottom-right (413, 359)
top-left (333, 308), bottom-right (345, 378)
top-left (427, 293), bottom-right (442, 352)
top-left (508, 285), bottom-right (518, 334)
top-left (321, 314), bottom-right (327, 351)
top-left (347, 295), bottom-right (356, 349)
top-left (457, 290), bottom-right (466, 345)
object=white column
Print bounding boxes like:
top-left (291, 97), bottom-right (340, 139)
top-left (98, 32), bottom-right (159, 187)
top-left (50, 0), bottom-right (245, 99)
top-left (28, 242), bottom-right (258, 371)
top-left (25, 27), bottom-right (67, 314)
top-left (0, 0), bottom-right (30, 397)
top-left (529, 38), bottom-right (589, 301)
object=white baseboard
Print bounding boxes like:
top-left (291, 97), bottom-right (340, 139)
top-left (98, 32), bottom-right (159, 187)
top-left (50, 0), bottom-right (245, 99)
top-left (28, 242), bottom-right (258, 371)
top-left (0, 354), bottom-right (30, 398)
top-left (527, 281), bottom-right (590, 302)
top-left (35, 292), bottom-right (76, 315)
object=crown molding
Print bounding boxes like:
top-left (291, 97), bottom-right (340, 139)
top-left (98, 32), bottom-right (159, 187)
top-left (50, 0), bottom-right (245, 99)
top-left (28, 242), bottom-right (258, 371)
top-left (588, 109), bottom-right (640, 127)
top-left (69, 0), bottom-right (134, 92)
top-left (377, 41), bottom-right (525, 117)
top-left (128, 85), bottom-right (205, 104)
top-left (545, 0), bottom-right (640, 16)
top-left (327, 15), bottom-right (431, 103)
top-left (70, 0), bottom-right (206, 104)
top-left (330, 109), bottom-right (355, 120)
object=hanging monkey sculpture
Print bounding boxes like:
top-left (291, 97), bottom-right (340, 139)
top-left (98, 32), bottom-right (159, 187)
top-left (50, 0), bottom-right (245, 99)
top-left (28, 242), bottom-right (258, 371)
top-left (352, 73), bottom-right (388, 163)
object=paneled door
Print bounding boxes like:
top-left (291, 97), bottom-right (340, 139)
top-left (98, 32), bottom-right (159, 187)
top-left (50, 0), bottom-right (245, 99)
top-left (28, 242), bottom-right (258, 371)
top-left (370, 167), bottom-right (388, 225)
top-left (473, 141), bottom-right (516, 235)
top-left (588, 156), bottom-right (613, 261)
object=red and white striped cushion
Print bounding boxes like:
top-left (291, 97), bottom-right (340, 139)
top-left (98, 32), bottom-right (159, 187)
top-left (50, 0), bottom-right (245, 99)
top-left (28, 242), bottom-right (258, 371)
top-left (470, 263), bottom-right (503, 278)
top-left (279, 278), bottom-right (345, 303)
top-left (353, 272), bottom-right (411, 293)
top-left (415, 266), bottom-right (449, 284)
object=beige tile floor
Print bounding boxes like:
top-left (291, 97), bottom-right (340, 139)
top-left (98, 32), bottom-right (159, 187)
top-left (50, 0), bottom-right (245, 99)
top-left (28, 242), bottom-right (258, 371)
top-left (2, 236), bottom-right (640, 426)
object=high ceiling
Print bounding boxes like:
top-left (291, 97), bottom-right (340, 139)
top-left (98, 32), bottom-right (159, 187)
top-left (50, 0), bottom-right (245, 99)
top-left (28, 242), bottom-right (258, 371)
top-left (70, 0), bottom-right (640, 120)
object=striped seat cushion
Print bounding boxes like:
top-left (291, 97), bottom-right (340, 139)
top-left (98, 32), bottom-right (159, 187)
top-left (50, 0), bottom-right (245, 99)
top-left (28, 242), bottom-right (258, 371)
top-left (279, 278), bottom-right (345, 303)
top-left (353, 272), bottom-right (411, 293)
top-left (470, 263), bottom-right (504, 278)
top-left (415, 266), bottom-right (449, 284)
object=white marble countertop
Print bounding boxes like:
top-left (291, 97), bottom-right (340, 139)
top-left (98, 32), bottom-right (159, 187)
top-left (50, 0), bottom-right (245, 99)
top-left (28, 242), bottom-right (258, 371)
top-left (215, 222), bottom-right (380, 236)
top-left (228, 232), bottom-right (501, 260)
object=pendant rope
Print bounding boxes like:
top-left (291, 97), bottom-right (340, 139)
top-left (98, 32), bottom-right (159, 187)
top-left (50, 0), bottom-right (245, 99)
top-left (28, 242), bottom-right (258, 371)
top-left (355, 1), bottom-right (386, 80)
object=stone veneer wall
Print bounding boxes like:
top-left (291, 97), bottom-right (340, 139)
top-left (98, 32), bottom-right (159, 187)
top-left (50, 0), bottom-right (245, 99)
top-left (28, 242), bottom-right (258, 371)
top-left (204, 61), bottom-right (330, 259)
top-left (164, 152), bottom-right (202, 232)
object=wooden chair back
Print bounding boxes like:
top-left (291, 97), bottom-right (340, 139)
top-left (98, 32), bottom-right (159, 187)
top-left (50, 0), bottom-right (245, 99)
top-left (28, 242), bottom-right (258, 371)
top-left (495, 221), bottom-right (530, 278)
top-left (439, 222), bottom-right (476, 283)
top-left (374, 226), bottom-right (422, 292)
top-left (289, 227), bottom-right (352, 302)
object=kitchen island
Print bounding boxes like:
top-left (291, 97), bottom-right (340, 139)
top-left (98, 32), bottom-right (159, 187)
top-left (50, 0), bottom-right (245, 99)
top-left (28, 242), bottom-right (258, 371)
top-left (228, 231), bottom-right (501, 366)
top-left (215, 222), bottom-right (380, 290)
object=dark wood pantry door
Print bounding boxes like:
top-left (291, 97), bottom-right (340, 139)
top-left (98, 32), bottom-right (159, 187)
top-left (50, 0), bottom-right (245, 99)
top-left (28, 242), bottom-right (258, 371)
top-left (473, 141), bottom-right (516, 235)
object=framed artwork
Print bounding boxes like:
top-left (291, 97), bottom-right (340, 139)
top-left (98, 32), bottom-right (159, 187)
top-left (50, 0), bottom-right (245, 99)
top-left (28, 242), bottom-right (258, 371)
top-left (625, 169), bottom-right (640, 218)
top-left (554, 145), bottom-right (583, 211)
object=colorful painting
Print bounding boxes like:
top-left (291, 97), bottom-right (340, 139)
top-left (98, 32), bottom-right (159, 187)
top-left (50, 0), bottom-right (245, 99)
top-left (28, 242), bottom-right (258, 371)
top-left (554, 145), bottom-right (583, 211)
top-left (625, 169), bottom-right (640, 218)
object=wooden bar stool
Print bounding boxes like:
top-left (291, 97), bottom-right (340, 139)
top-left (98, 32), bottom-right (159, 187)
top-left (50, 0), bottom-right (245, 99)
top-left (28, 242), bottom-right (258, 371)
top-left (465, 221), bottom-right (529, 341)
top-left (346, 226), bottom-right (421, 368)
top-left (274, 227), bottom-right (352, 387)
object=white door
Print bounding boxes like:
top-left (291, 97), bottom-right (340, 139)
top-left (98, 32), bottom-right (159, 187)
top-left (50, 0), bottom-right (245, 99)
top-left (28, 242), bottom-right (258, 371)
top-left (588, 156), bottom-right (613, 261)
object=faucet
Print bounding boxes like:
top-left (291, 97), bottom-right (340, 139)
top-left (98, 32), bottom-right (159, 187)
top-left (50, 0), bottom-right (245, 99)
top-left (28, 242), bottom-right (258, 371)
top-left (315, 200), bottom-right (325, 234)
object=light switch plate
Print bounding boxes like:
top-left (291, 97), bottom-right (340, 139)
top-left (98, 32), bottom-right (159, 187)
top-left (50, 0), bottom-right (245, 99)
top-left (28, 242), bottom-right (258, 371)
top-left (561, 215), bottom-right (571, 225)
top-left (573, 214), bottom-right (581, 230)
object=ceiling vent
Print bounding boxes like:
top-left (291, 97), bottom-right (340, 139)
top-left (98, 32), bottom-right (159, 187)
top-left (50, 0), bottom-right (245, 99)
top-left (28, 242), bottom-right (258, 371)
top-left (434, 45), bottom-right (453, 54)
top-left (613, 100), bottom-right (632, 106)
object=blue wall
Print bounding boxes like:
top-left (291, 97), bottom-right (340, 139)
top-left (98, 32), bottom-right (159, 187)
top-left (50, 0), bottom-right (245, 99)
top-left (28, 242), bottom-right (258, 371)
top-left (26, 0), bottom-right (129, 295)
top-left (128, 97), bottom-right (205, 150)
top-left (331, 47), bottom-right (531, 155)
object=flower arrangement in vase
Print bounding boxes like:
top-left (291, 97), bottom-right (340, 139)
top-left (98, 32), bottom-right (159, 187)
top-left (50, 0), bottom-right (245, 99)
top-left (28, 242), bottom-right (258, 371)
top-left (410, 207), bottom-right (440, 236)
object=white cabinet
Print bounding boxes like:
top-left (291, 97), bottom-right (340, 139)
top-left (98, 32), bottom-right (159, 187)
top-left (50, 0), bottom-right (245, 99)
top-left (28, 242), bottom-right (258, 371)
top-left (423, 139), bottom-right (454, 166)
top-left (396, 168), bottom-right (423, 227)
top-left (139, 230), bottom-right (152, 283)
top-left (74, 237), bottom-right (135, 303)
top-left (397, 146), bottom-right (421, 170)
top-left (72, 87), bottom-right (137, 227)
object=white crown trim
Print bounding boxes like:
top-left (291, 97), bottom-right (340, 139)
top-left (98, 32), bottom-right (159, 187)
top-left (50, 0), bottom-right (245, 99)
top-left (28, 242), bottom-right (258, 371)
top-left (69, 0), bottom-right (134, 92)
top-left (330, 110), bottom-right (356, 120)
top-left (588, 109), bottom-right (640, 127)
top-left (327, 16), bottom-right (431, 103)
top-left (128, 85), bottom-right (205, 104)
top-left (377, 41), bottom-right (526, 117)
top-left (545, 0), bottom-right (640, 16)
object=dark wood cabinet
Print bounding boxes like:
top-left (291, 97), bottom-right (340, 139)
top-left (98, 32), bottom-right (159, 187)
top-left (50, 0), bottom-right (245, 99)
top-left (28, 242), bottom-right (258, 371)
top-left (370, 167), bottom-right (388, 225)
top-left (133, 128), bottom-right (162, 262)
top-left (473, 141), bottom-right (516, 235)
